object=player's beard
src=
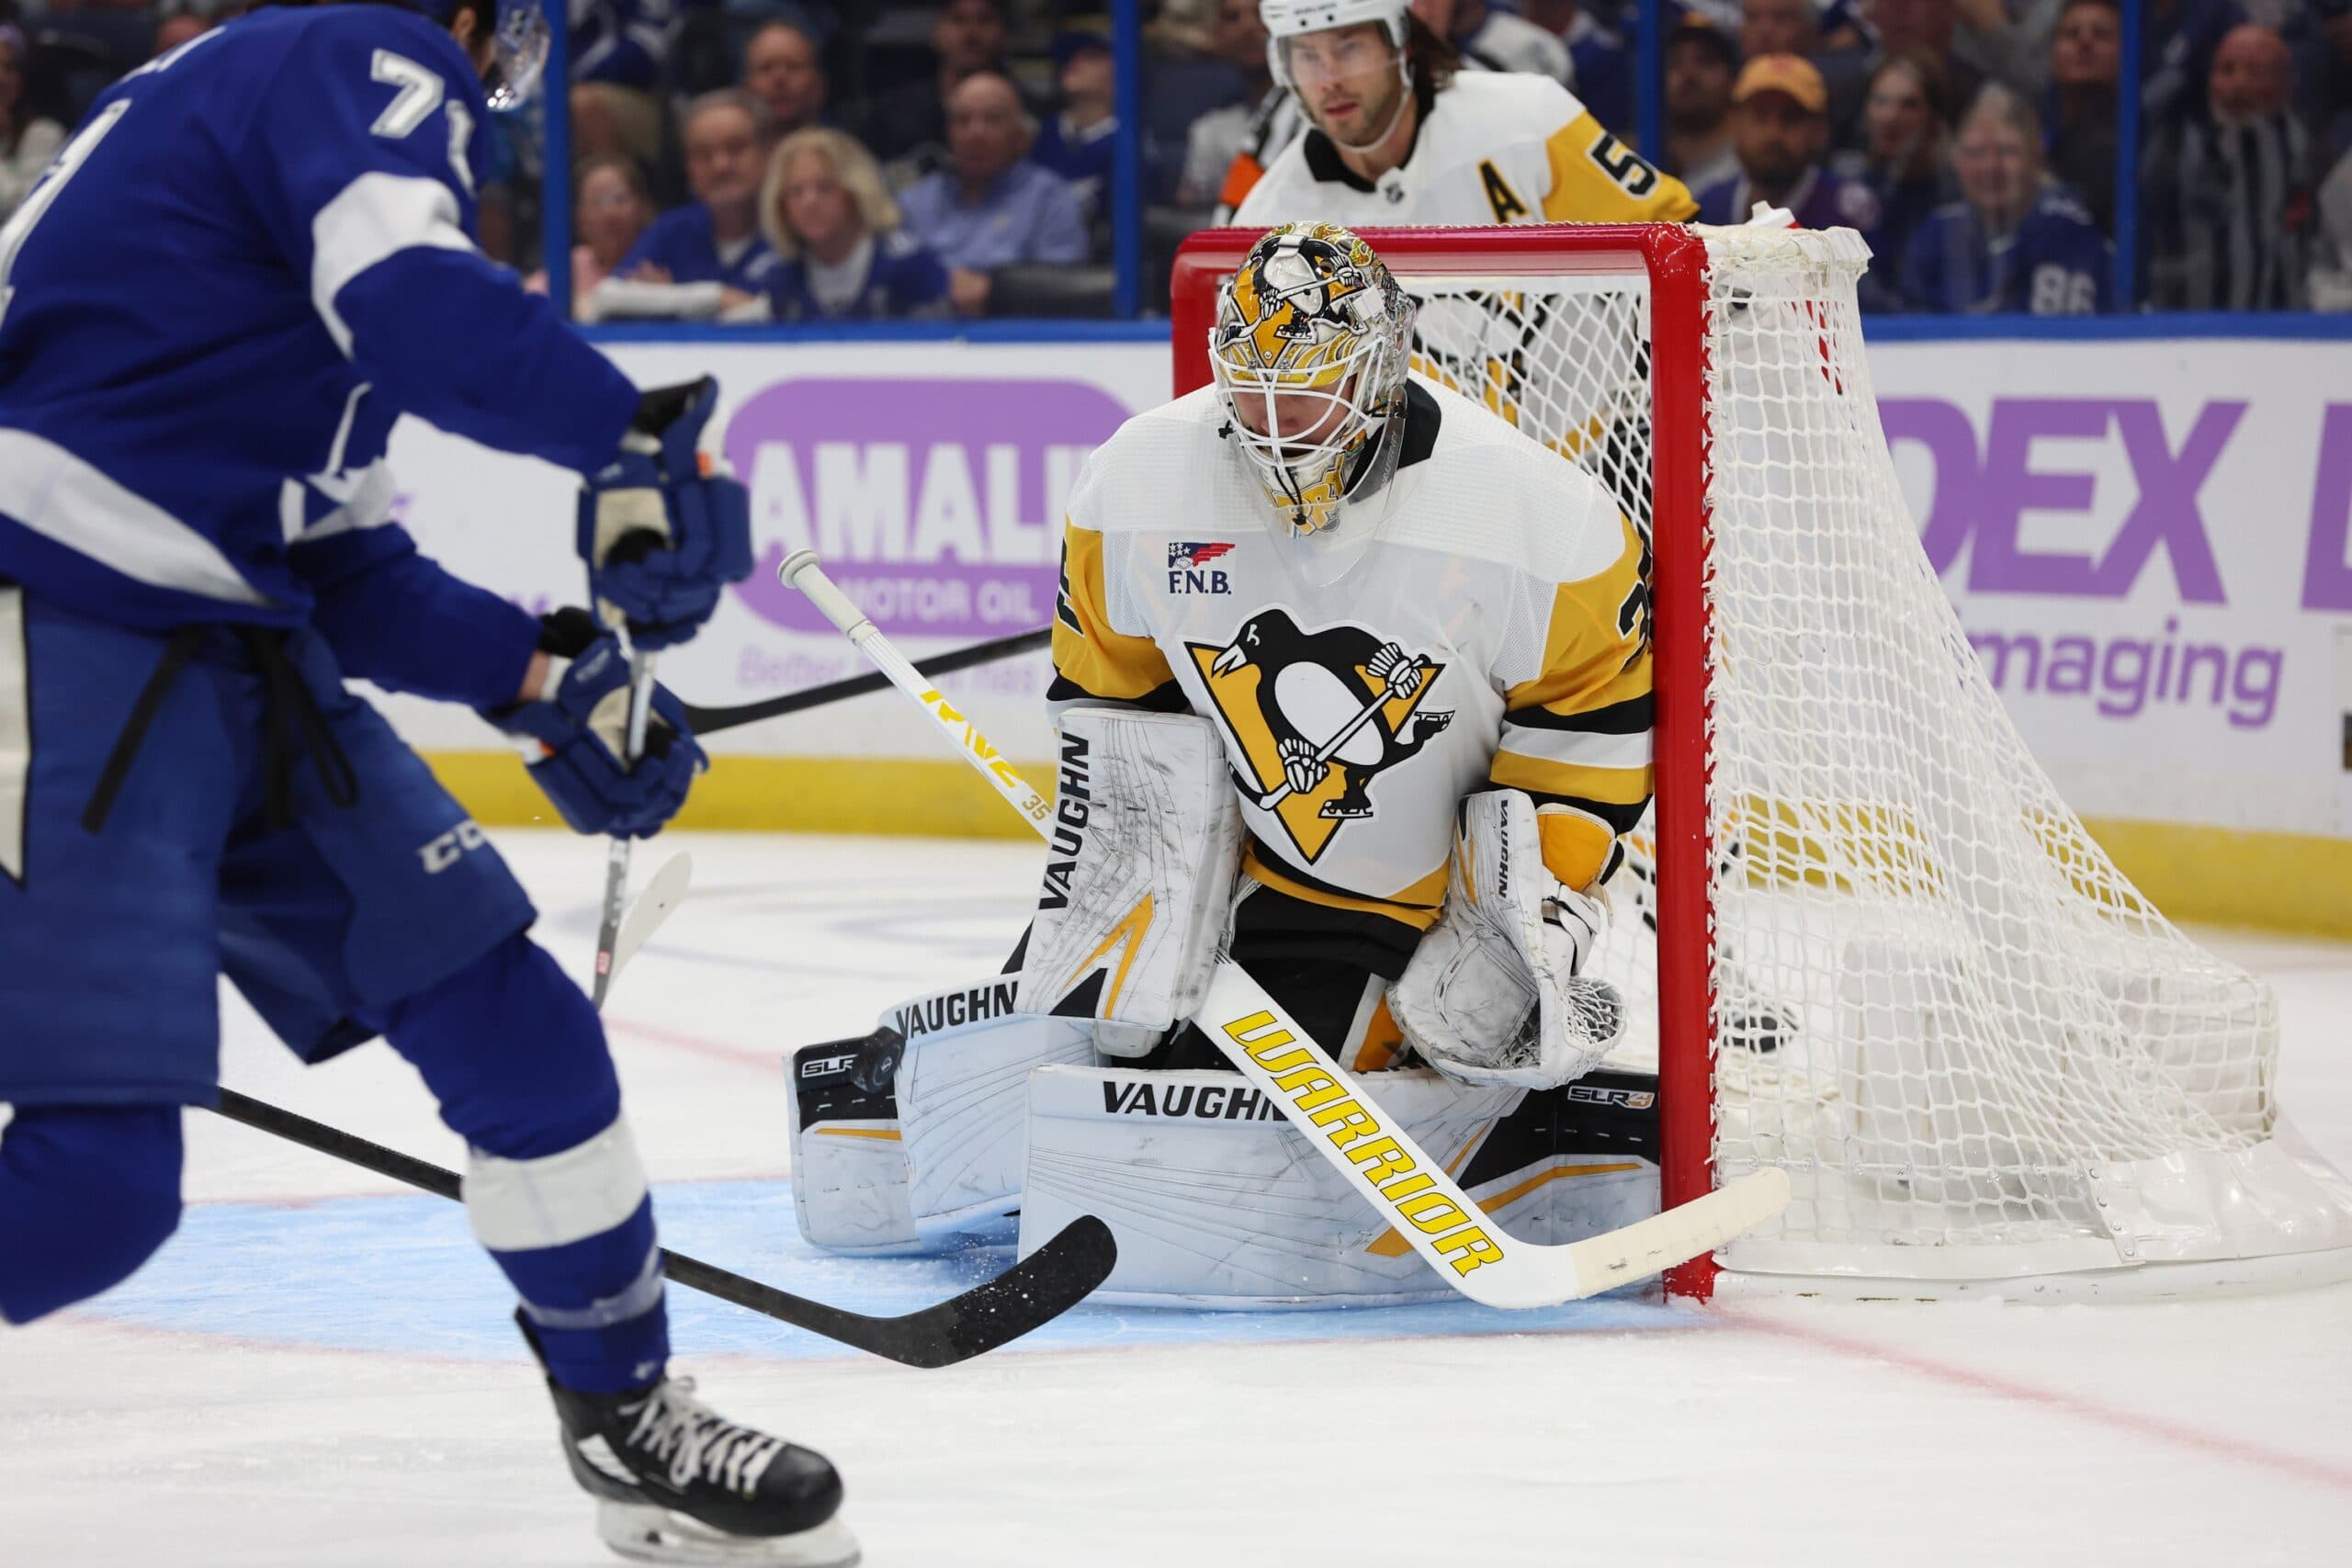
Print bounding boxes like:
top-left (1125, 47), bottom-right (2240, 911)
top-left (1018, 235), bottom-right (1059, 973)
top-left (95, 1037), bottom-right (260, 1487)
top-left (1316, 67), bottom-right (1410, 155)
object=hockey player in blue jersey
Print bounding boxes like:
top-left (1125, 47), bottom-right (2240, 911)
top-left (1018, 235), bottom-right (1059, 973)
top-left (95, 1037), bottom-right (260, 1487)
top-left (1900, 84), bottom-right (2112, 317)
top-left (0, 3), bottom-right (854, 1562)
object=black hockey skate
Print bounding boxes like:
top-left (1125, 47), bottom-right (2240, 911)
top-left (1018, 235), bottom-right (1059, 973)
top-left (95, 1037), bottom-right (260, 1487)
top-left (521, 1314), bottom-right (858, 1565)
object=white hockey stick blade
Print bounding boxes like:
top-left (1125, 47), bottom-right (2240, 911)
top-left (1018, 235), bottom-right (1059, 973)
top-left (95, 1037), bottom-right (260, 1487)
top-left (603, 851), bottom-right (693, 1009)
top-left (1566, 1168), bottom-right (1792, 1296)
top-left (783, 550), bottom-right (1789, 1307)
top-left (1195, 962), bottom-right (1789, 1307)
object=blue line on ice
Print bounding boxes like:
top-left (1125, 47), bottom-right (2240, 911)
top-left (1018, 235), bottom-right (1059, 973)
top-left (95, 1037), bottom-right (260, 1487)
top-left (85, 1179), bottom-right (1690, 1360)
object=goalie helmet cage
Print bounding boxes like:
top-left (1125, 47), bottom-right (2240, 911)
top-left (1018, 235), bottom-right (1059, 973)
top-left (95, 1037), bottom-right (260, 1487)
top-left (1170, 222), bottom-right (2352, 1303)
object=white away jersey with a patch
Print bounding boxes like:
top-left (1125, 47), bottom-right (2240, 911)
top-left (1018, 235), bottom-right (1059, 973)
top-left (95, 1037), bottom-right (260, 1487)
top-left (1050, 378), bottom-right (1655, 935)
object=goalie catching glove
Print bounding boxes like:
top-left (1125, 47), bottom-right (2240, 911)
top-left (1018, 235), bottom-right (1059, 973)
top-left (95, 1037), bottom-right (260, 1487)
top-left (1012, 708), bottom-right (1244, 1051)
top-left (580, 378), bottom-right (754, 648)
top-left (1390, 788), bottom-right (1626, 1089)
top-left (486, 608), bottom-right (705, 839)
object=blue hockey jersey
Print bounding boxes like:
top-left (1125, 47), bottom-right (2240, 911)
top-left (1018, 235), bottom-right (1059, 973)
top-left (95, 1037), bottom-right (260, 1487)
top-left (0, 6), bottom-right (639, 634)
top-left (1899, 186), bottom-right (2113, 316)
top-left (764, 231), bottom-right (951, 323)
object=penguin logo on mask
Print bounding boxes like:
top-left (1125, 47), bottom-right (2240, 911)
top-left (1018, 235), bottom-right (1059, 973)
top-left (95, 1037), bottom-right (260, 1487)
top-left (1189, 608), bottom-right (1453, 863)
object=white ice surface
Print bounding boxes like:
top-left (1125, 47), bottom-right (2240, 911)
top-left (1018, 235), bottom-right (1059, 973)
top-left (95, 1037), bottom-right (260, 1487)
top-left (5, 829), bottom-right (2352, 1567)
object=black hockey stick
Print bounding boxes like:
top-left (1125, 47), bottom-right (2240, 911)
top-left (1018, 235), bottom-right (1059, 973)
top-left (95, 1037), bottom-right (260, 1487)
top-left (208, 1089), bottom-right (1114, 1369)
top-left (681, 626), bottom-right (1049, 737)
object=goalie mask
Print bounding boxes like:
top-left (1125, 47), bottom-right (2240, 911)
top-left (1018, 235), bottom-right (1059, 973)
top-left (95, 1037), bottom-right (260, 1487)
top-left (1209, 222), bottom-right (1415, 538)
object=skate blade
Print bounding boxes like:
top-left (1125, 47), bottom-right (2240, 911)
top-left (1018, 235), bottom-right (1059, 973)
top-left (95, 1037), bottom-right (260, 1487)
top-left (597, 1501), bottom-right (860, 1566)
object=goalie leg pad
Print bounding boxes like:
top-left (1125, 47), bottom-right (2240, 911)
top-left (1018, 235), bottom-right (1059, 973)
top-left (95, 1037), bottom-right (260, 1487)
top-left (788, 977), bottom-right (1094, 1254)
top-left (1016, 1064), bottom-right (1661, 1306)
top-left (1391, 788), bottom-right (1628, 1089)
top-left (1014, 708), bottom-right (1243, 1035)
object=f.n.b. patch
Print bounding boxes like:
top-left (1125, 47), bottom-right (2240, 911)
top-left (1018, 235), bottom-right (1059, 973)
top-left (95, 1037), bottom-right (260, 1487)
top-left (1166, 540), bottom-right (1235, 596)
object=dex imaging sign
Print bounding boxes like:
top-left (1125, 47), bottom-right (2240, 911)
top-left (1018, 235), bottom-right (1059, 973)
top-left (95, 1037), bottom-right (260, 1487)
top-left (724, 377), bottom-right (1132, 640)
top-left (1868, 341), bottom-right (2352, 836)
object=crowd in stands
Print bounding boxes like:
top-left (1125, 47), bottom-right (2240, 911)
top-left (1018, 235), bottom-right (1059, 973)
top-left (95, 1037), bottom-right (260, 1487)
top-left (5, 0), bottom-right (2352, 316)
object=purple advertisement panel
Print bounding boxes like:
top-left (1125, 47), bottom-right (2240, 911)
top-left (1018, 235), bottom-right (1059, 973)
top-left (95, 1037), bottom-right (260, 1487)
top-left (724, 377), bottom-right (1132, 640)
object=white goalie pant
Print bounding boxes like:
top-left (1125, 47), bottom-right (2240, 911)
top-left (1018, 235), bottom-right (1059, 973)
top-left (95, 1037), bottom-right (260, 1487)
top-left (1015, 1064), bottom-right (1664, 1306)
top-left (787, 977), bottom-right (1096, 1254)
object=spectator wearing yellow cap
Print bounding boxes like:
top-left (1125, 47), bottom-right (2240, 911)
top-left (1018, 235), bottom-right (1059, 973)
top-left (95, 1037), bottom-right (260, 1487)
top-left (1694, 52), bottom-right (1883, 242)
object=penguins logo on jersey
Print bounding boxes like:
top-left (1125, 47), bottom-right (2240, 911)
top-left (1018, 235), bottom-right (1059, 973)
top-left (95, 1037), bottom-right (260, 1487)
top-left (1188, 609), bottom-right (1453, 863)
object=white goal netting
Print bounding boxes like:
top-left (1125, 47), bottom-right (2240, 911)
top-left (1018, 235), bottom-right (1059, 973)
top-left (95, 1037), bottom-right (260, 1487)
top-left (1396, 226), bottom-right (2325, 1284)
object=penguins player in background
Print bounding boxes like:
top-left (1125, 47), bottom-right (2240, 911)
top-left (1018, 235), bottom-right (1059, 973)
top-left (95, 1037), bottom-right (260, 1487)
top-left (786, 225), bottom-right (1664, 1304)
top-left (1227, 0), bottom-right (1695, 228)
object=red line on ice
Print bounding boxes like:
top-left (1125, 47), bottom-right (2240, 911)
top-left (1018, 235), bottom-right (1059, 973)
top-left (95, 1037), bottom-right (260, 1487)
top-left (604, 1014), bottom-right (779, 1070)
top-left (1726, 1310), bottom-right (2352, 1497)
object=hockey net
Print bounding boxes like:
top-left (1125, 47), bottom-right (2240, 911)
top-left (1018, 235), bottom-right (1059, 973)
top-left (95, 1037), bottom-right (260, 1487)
top-left (1170, 223), bottom-right (2352, 1298)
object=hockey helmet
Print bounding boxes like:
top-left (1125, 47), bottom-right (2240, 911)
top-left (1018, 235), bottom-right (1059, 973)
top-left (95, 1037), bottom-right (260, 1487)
top-left (411, 0), bottom-right (551, 110)
top-left (1259, 0), bottom-right (1412, 88)
top-left (1208, 222), bottom-right (1416, 536)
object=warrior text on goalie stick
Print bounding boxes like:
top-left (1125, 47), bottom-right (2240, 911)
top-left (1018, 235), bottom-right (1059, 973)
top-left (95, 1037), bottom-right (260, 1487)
top-left (783, 548), bottom-right (1790, 1308)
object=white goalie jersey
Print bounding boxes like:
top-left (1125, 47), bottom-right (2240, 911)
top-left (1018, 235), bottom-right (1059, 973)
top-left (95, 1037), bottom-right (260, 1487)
top-left (1049, 374), bottom-right (1655, 948)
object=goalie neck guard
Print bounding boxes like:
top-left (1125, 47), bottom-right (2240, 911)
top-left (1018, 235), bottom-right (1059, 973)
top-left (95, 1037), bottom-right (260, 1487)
top-left (1208, 221), bottom-right (1415, 540)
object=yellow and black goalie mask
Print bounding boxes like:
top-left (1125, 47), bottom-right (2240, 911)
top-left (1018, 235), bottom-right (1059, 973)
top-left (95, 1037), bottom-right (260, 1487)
top-left (1209, 223), bottom-right (1415, 536)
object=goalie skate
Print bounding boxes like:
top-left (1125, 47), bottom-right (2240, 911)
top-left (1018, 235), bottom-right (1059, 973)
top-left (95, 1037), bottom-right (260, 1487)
top-left (524, 1315), bottom-right (858, 1565)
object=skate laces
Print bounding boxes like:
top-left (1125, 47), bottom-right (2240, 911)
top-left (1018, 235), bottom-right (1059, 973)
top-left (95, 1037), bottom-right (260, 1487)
top-left (623, 1377), bottom-right (786, 1497)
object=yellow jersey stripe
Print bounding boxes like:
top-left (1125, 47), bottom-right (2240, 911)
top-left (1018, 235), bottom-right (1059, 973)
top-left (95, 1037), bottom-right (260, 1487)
top-left (1490, 750), bottom-right (1655, 807)
top-left (1540, 113), bottom-right (1699, 224)
top-left (1244, 845), bottom-right (1452, 932)
top-left (1052, 523), bottom-right (1176, 704)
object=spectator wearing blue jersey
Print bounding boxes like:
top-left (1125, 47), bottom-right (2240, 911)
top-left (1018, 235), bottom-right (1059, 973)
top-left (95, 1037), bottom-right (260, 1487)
top-left (758, 128), bottom-right (950, 322)
top-left (569, 0), bottom-right (674, 166)
top-left (901, 71), bottom-right (1091, 317)
top-left (593, 88), bottom-right (776, 321)
top-left (1830, 51), bottom-right (1959, 307)
top-left (0, 23), bottom-right (63, 223)
top-left (1034, 32), bottom-right (1118, 221)
top-left (1697, 54), bottom-right (1884, 236)
top-left (1903, 83), bottom-right (2111, 312)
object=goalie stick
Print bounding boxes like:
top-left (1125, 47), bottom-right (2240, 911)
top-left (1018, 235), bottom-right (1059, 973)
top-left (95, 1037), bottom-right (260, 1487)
top-left (209, 1089), bottom-right (1115, 1369)
top-left (783, 547), bottom-right (1792, 1308)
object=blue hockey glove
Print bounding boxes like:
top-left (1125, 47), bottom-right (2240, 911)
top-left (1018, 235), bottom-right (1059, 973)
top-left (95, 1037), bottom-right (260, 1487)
top-left (579, 378), bottom-right (752, 649)
top-left (489, 611), bottom-right (707, 839)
